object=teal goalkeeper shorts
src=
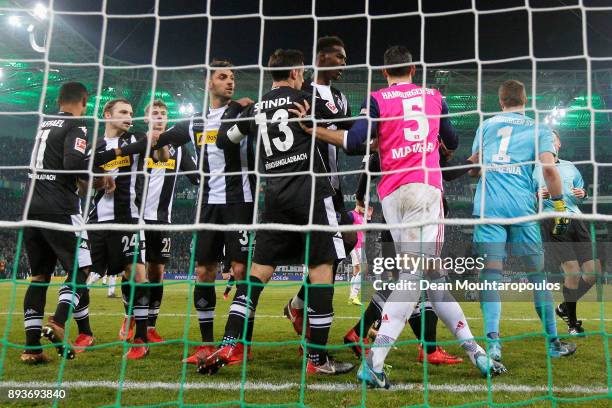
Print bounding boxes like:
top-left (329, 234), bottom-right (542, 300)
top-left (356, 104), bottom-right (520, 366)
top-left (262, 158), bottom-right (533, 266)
top-left (473, 222), bottom-right (543, 261)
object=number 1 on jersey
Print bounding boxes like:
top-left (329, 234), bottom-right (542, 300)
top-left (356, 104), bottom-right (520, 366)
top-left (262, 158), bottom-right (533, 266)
top-left (493, 126), bottom-right (512, 163)
top-left (34, 129), bottom-right (51, 169)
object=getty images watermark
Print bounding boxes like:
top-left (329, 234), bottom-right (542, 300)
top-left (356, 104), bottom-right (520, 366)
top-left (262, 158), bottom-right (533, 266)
top-left (370, 254), bottom-right (561, 293)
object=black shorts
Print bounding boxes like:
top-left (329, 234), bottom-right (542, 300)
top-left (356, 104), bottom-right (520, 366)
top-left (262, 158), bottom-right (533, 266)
top-left (195, 202), bottom-right (254, 264)
top-left (89, 223), bottom-right (146, 276)
top-left (253, 197), bottom-right (345, 266)
top-left (332, 191), bottom-right (352, 226)
top-left (541, 218), bottom-right (595, 266)
top-left (24, 213), bottom-right (91, 276)
top-left (144, 220), bottom-right (171, 264)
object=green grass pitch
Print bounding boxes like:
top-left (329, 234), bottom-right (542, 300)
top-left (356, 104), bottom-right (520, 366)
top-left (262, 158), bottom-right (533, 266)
top-left (0, 279), bottom-right (610, 407)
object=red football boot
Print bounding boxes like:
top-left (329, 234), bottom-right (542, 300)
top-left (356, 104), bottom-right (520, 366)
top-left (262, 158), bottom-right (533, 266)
top-left (418, 345), bottom-right (463, 365)
top-left (74, 334), bottom-right (95, 354)
top-left (343, 328), bottom-right (370, 359)
top-left (125, 339), bottom-right (149, 360)
top-left (147, 327), bottom-right (164, 343)
top-left (182, 345), bottom-right (216, 364)
top-left (118, 317), bottom-right (135, 341)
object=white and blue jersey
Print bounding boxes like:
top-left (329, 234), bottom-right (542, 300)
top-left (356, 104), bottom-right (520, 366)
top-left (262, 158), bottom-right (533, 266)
top-left (472, 112), bottom-right (556, 221)
top-left (533, 159), bottom-right (585, 214)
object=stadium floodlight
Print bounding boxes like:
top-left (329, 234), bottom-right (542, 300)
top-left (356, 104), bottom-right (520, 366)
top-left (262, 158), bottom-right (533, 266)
top-left (8, 15), bottom-right (21, 27)
top-left (179, 103), bottom-right (194, 115)
top-left (33, 4), bottom-right (47, 20)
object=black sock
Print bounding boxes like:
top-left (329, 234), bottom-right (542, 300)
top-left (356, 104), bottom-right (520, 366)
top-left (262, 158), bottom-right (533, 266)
top-left (223, 276), bottom-right (264, 345)
top-left (132, 285), bottom-right (150, 342)
top-left (575, 277), bottom-right (594, 301)
top-left (296, 276), bottom-right (310, 303)
top-left (409, 307), bottom-right (438, 354)
top-left (194, 283), bottom-right (216, 342)
top-left (53, 269), bottom-right (88, 326)
top-left (121, 277), bottom-right (131, 316)
top-left (73, 288), bottom-right (93, 336)
top-left (562, 286), bottom-right (579, 325)
top-left (353, 299), bottom-right (382, 337)
top-left (306, 285), bottom-right (334, 365)
top-left (246, 315), bottom-right (255, 343)
top-left (23, 283), bottom-right (48, 351)
top-left (148, 284), bottom-right (163, 327)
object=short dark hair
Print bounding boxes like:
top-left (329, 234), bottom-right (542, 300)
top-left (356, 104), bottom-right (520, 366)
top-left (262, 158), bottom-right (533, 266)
top-left (58, 82), bottom-right (88, 105)
top-left (498, 80), bottom-right (527, 108)
top-left (103, 98), bottom-right (131, 115)
top-left (317, 36), bottom-right (345, 54)
top-left (209, 59), bottom-right (233, 75)
top-left (144, 99), bottom-right (168, 114)
top-left (383, 45), bottom-right (413, 77)
top-left (268, 49), bottom-right (304, 81)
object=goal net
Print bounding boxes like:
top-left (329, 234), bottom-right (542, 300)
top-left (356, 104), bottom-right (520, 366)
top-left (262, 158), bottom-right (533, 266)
top-left (0, 0), bottom-right (610, 407)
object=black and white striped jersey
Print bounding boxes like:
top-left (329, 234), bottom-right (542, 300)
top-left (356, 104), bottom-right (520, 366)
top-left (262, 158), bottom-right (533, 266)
top-left (303, 82), bottom-right (352, 192)
top-left (143, 144), bottom-right (199, 223)
top-left (157, 103), bottom-right (255, 205)
top-left (87, 132), bottom-right (145, 223)
top-left (27, 112), bottom-right (90, 216)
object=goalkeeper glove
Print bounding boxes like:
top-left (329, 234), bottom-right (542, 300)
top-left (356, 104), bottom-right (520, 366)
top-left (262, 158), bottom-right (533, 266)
top-left (551, 197), bottom-right (570, 236)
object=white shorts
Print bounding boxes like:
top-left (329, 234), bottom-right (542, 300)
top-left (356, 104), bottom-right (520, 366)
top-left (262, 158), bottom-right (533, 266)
top-left (381, 183), bottom-right (444, 257)
top-left (350, 247), bottom-right (363, 266)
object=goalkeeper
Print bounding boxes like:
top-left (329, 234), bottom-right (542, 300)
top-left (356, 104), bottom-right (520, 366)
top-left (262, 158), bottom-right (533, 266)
top-left (471, 80), bottom-right (576, 362)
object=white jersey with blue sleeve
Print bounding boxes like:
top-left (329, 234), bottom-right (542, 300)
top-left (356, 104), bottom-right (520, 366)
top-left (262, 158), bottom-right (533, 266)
top-left (533, 159), bottom-right (584, 214)
top-left (472, 112), bottom-right (556, 220)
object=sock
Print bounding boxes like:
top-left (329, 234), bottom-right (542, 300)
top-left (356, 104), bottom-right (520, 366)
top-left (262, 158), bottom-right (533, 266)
top-left (224, 275), bottom-right (235, 295)
top-left (562, 286), bottom-right (578, 325)
top-left (194, 283), bottom-right (216, 342)
top-left (23, 283), bottom-right (48, 352)
top-left (350, 274), bottom-right (361, 298)
top-left (223, 276), bottom-right (264, 345)
top-left (367, 272), bottom-right (420, 372)
top-left (52, 269), bottom-right (88, 326)
top-left (293, 277), bottom-right (309, 310)
top-left (409, 303), bottom-right (438, 354)
top-left (246, 314), bottom-right (255, 343)
top-left (306, 285), bottom-right (334, 365)
top-left (148, 284), bottom-right (163, 328)
top-left (102, 275), bottom-right (107, 285)
top-left (575, 277), bottom-right (594, 301)
top-left (530, 272), bottom-right (557, 341)
top-left (479, 268), bottom-right (502, 336)
top-left (132, 285), bottom-right (150, 342)
top-left (353, 290), bottom-right (387, 337)
top-left (121, 277), bottom-right (131, 316)
top-left (73, 288), bottom-right (93, 336)
top-left (108, 275), bottom-right (116, 296)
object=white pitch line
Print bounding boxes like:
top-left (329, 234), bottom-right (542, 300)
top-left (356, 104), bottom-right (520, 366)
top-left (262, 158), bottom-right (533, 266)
top-left (0, 312), bottom-right (610, 321)
top-left (0, 380), bottom-right (608, 394)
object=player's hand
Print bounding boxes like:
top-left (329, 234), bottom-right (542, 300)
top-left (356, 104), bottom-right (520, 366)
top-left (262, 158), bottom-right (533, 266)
top-left (103, 176), bottom-right (116, 195)
top-left (551, 199), bottom-right (570, 236)
top-left (439, 140), bottom-right (454, 162)
top-left (467, 151), bottom-right (479, 164)
top-left (572, 188), bottom-right (585, 199)
top-left (149, 129), bottom-right (161, 147)
top-left (288, 100), bottom-right (313, 132)
top-left (235, 97), bottom-right (254, 107)
top-left (538, 188), bottom-right (550, 199)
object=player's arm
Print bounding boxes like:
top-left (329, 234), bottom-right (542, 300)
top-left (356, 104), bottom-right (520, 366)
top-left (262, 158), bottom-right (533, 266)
top-left (439, 99), bottom-right (458, 152)
top-left (571, 165), bottom-right (587, 202)
top-left (216, 102), bottom-right (255, 148)
top-left (468, 125), bottom-right (484, 177)
top-left (179, 148), bottom-right (200, 186)
top-left (540, 130), bottom-right (570, 234)
top-left (442, 153), bottom-right (480, 181)
top-left (355, 153), bottom-right (380, 208)
top-left (153, 146), bottom-right (170, 163)
top-left (63, 126), bottom-right (89, 179)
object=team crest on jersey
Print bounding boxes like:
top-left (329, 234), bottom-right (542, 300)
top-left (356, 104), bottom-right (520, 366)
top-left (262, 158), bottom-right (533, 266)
top-left (79, 126), bottom-right (88, 135)
top-left (145, 158), bottom-right (176, 169)
top-left (168, 146), bottom-right (176, 156)
top-left (325, 101), bottom-right (338, 114)
top-left (74, 138), bottom-right (87, 154)
top-left (100, 155), bottom-right (131, 170)
top-left (196, 130), bottom-right (218, 146)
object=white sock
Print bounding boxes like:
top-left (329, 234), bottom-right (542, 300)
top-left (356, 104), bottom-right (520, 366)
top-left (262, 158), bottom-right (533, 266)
top-left (108, 275), bottom-right (116, 296)
top-left (350, 275), bottom-right (361, 298)
top-left (102, 275), bottom-right (107, 285)
top-left (87, 272), bottom-right (101, 287)
top-left (368, 272), bottom-right (421, 372)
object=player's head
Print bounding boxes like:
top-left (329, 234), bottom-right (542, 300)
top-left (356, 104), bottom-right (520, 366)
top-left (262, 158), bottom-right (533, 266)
top-left (498, 80), bottom-right (527, 110)
top-left (552, 129), bottom-right (561, 156)
top-left (144, 100), bottom-right (169, 132)
top-left (103, 98), bottom-right (133, 133)
top-left (208, 59), bottom-right (235, 101)
top-left (58, 82), bottom-right (88, 115)
top-left (268, 49), bottom-right (305, 90)
top-left (382, 45), bottom-right (416, 81)
top-left (316, 36), bottom-right (347, 81)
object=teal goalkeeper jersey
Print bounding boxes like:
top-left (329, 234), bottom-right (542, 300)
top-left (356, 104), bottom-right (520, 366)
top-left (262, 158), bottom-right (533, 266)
top-left (533, 159), bottom-right (585, 214)
top-left (472, 112), bottom-right (556, 220)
